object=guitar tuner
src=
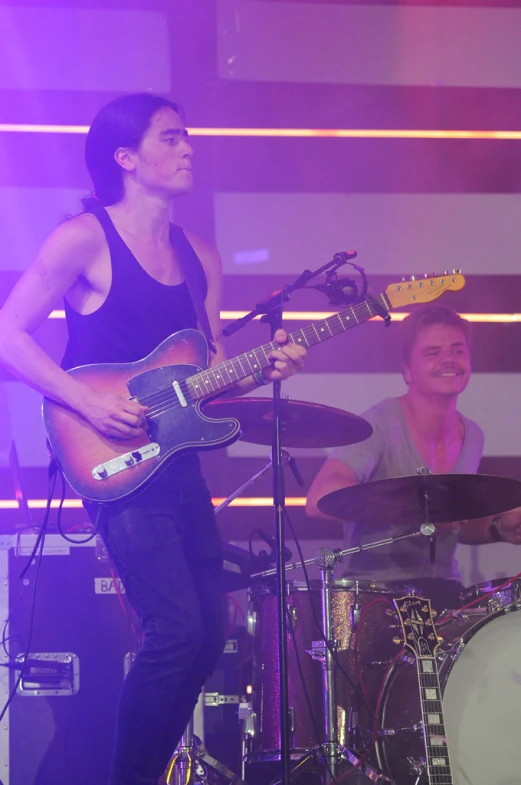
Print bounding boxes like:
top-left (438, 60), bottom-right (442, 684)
top-left (392, 636), bottom-right (403, 646)
top-left (407, 633), bottom-right (414, 640)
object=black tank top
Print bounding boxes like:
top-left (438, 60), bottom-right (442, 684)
top-left (62, 204), bottom-right (209, 493)
top-left (62, 205), bottom-right (208, 369)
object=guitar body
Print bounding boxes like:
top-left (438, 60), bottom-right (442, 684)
top-left (43, 330), bottom-right (241, 503)
top-left (42, 273), bottom-right (465, 504)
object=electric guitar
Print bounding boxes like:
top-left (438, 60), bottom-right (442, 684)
top-left (393, 596), bottom-right (454, 785)
top-left (43, 272), bottom-right (465, 502)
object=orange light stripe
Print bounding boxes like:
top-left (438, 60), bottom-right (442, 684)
top-left (1, 124), bottom-right (521, 140)
top-left (44, 310), bottom-right (521, 323)
top-left (0, 497), bottom-right (306, 510)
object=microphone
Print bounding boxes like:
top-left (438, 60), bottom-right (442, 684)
top-left (255, 529), bottom-right (292, 564)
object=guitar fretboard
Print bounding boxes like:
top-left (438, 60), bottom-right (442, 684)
top-left (417, 656), bottom-right (453, 785)
top-left (185, 293), bottom-right (391, 399)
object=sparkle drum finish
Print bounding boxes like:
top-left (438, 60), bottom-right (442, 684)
top-left (245, 579), bottom-right (421, 762)
top-left (377, 579), bottom-right (521, 785)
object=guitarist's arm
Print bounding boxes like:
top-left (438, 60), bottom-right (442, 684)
top-left (0, 215), bottom-right (147, 439)
top-left (187, 232), bottom-right (307, 395)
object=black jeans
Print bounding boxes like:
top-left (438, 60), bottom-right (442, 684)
top-left (85, 468), bottom-right (225, 785)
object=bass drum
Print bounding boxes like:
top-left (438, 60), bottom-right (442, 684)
top-left (377, 590), bottom-right (521, 784)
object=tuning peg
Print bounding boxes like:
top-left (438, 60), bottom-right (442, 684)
top-left (452, 268), bottom-right (461, 274)
top-left (423, 273), bottom-right (428, 279)
top-left (410, 275), bottom-right (417, 281)
top-left (392, 636), bottom-right (403, 645)
top-left (443, 269), bottom-right (449, 275)
top-left (401, 276), bottom-right (406, 282)
top-left (407, 633), bottom-right (414, 640)
top-left (432, 271), bottom-right (438, 277)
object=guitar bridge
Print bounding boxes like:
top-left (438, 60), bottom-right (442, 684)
top-left (92, 443), bottom-right (160, 480)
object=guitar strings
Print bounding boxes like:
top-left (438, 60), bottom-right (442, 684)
top-left (137, 298), bottom-right (385, 419)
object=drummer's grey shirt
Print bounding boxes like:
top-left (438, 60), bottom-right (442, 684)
top-left (329, 397), bottom-right (484, 583)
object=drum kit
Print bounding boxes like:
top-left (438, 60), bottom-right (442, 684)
top-left (167, 397), bottom-right (521, 785)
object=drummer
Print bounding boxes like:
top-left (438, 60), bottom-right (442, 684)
top-left (306, 304), bottom-right (521, 609)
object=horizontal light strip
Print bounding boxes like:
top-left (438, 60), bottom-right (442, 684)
top-left (44, 310), bottom-right (521, 323)
top-left (0, 497), bottom-right (306, 509)
top-left (1, 124), bottom-right (521, 140)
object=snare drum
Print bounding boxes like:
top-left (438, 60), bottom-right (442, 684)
top-left (459, 575), bottom-right (521, 612)
top-left (246, 578), bottom-right (420, 762)
top-left (377, 579), bottom-right (521, 784)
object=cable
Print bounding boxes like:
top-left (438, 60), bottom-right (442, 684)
top-left (0, 509), bottom-right (49, 722)
top-left (56, 469), bottom-right (100, 545)
top-left (0, 463), bottom-right (62, 722)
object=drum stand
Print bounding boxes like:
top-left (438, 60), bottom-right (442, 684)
top-left (253, 525), bottom-right (438, 785)
top-left (162, 712), bottom-right (247, 785)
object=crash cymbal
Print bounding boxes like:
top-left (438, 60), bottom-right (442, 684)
top-left (317, 474), bottom-right (521, 526)
top-left (203, 397), bottom-right (372, 448)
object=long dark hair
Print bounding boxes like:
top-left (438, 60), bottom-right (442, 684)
top-left (83, 93), bottom-right (183, 209)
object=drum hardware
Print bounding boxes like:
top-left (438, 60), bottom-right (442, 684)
top-left (163, 712), bottom-right (247, 785)
top-left (252, 526), bottom-right (437, 581)
top-left (250, 549), bottom-right (402, 785)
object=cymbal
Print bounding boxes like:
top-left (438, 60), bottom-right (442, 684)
top-left (317, 474), bottom-right (521, 526)
top-left (203, 397), bottom-right (373, 448)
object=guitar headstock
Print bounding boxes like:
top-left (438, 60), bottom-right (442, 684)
top-left (386, 271), bottom-right (465, 310)
top-left (393, 596), bottom-right (442, 658)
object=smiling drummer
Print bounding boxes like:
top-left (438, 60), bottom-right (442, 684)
top-left (306, 305), bottom-right (521, 610)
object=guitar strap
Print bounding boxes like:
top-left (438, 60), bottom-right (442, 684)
top-left (170, 225), bottom-right (217, 354)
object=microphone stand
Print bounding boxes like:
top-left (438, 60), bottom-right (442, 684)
top-left (222, 251), bottom-right (358, 785)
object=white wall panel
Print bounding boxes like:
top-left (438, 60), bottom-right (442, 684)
top-left (227, 372), bottom-right (521, 458)
top-left (215, 193), bottom-right (521, 276)
top-left (0, 7), bottom-right (170, 92)
top-left (218, 0), bottom-right (521, 89)
top-left (0, 188), bottom-right (85, 272)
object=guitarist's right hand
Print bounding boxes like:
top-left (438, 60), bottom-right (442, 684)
top-left (80, 391), bottom-right (149, 439)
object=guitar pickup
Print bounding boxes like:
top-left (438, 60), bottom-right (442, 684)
top-left (92, 443), bottom-right (160, 480)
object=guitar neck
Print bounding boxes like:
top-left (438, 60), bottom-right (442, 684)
top-left (416, 656), bottom-right (453, 785)
top-left (185, 292), bottom-right (391, 400)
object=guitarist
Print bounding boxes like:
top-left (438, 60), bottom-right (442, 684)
top-left (306, 304), bottom-right (521, 611)
top-left (0, 93), bottom-right (306, 785)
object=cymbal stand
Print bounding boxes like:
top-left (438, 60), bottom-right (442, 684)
top-left (251, 526), bottom-right (437, 581)
top-left (316, 548), bottom-right (339, 785)
top-left (214, 450), bottom-right (296, 515)
top-left (260, 544), bottom-right (395, 785)
top-left (223, 251), bottom-right (361, 785)
top-left (252, 529), bottom-right (439, 785)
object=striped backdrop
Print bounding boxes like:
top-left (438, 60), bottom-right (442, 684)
top-left (1, 0), bottom-right (521, 584)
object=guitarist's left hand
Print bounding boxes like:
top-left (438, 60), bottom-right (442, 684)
top-left (262, 329), bottom-right (307, 382)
